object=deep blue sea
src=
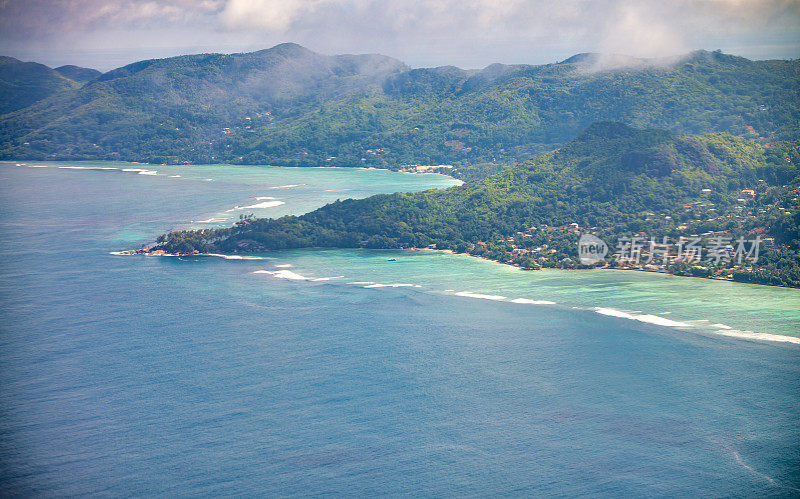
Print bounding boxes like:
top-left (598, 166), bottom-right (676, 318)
top-left (1, 161), bottom-right (799, 496)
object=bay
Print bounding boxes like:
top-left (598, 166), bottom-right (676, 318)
top-left (1, 161), bottom-right (798, 496)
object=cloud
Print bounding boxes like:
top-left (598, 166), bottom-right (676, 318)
top-left (220, 0), bottom-right (312, 31)
top-left (0, 0), bottom-right (797, 70)
top-left (213, 0), bottom-right (800, 59)
top-left (0, 0), bottom-right (222, 34)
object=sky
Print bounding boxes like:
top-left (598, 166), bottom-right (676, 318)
top-left (0, 0), bottom-right (798, 71)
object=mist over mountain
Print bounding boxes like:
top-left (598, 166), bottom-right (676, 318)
top-left (0, 44), bottom-right (797, 179)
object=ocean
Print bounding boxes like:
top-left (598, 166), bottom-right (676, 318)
top-left (1, 161), bottom-right (798, 496)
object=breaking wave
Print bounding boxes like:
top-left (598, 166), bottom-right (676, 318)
top-left (594, 307), bottom-right (691, 328)
top-left (454, 291), bottom-right (507, 301)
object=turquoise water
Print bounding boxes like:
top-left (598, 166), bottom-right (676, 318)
top-left (246, 248), bottom-right (800, 342)
top-left (1, 161), bottom-right (799, 496)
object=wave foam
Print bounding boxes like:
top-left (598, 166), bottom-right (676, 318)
top-left (121, 168), bottom-right (158, 175)
top-left (58, 166), bottom-right (118, 170)
top-left (242, 200), bottom-right (285, 209)
top-left (364, 283), bottom-right (419, 288)
top-left (271, 184), bottom-right (304, 188)
top-left (713, 330), bottom-right (800, 345)
top-left (510, 298), bottom-right (556, 305)
top-left (205, 253), bottom-right (269, 260)
top-left (595, 307), bottom-right (690, 328)
top-left (454, 291), bottom-right (507, 301)
top-left (275, 264), bottom-right (292, 268)
top-left (253, 269), bottom-right (309, 280)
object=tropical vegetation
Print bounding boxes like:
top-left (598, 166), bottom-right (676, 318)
top-left (152, 123), bottom-right (800, 287)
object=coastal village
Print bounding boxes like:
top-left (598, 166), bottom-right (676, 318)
top-left (455, 181), bottom-right (791, 282)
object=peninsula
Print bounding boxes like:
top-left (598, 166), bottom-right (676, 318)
top-left (149, 123), bottom-right (800, 288)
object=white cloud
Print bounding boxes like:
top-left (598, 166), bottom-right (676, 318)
top-left (220, 0), bottom-right (318, 31)
top-left (211, 0), bottom-right (799, 57)
top-left (0, 0), bottom-right (797, 69)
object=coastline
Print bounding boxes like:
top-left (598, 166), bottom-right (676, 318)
top-left (115, 245), bottom-right (791, 288)
top-left (113, 245), bottom-right (800, 345)
top-left (6, 159), bottom-right (463, 182)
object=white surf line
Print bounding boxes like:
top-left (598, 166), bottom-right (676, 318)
top-left (594, 307), bottom-right (691, 328)
top-left (510, 298), bottom-right (557, 305)
top-left (121, 168), bottom-right (158, 175)
top-left (241, 200), bottom-right (285, 209)
top-left (454, 291), bottom-right (507, 301)
top-left (594, 307), bottom-right (800, 345)
top-left (57, 166), bottom-right (119, 170)
top-left (712, 329), bottom-right (800, 345)
top-left (204, 254), bottom-right (271, 260)
top-left (446, 291), bottom-right (557, 305)
top-left (253, 269), bottom-right (309, 280)
top-left (364, 283), bottom-right (420, 288)
top-left (225, 197), bottom-right (284, 212)
top-left (253, 269), bottom-right (342, 281)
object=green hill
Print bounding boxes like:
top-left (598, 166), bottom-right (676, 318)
top-left (0, 56), bottom-right (98, 114)
top-left (153, 123), bottom-right (800, 287)
top-left (1, 45), bottom-right (797, 179)
top-left (53, 65), bottom-right (101, 84)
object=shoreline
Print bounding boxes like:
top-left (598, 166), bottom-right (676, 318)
top-left (112, 245), bottom-right (800, 345)
top-left (5, 159), bottom-right (463, 182)
top-left (115, 245), bottom-right (794, 289)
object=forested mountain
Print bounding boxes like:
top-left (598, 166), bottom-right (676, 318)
top-left (1, 44), bottom-right (797, 179)
top-left (0, 56), bottom-right (98, 114)
top-left (53, 65), bottom-right (102, 84)
top-left (153, 123), bottom-right (800, 287)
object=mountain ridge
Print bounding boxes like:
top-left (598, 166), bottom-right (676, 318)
top-left (0, 56), bottom-right (100, 114)
top-left (1, 44), bottom-right (797, 179)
